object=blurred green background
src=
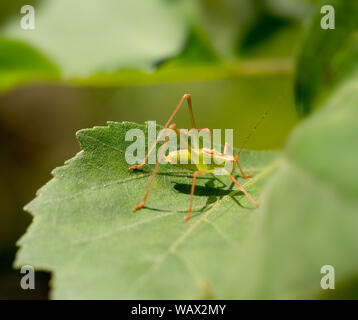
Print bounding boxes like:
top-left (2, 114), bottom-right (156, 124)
top-left (0, 0), bottom-right (317, 299)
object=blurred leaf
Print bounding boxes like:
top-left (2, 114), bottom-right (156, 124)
top-left (0, 37), bottom-right (59, 93)
top-left (0, 0), bottom-right (298, 96)
top-left (15, 120), bottom-right (280, 299)
top-left (2, 0), bottom-right (191, 77)
top-left (295, 0), bottom-right (358, 116)
top-left (230, 71), bottom-right (358, 298)
top-left (193, 0), bottom-right (310, 58)
top-left (264, 0), bottom-right (313, 20)
top-left (80, 59), bottom-right (293, 89)
top-left (194, 0), bottom-right (255, 58)
top-left (239, 16), bottom-right (302, 58)
top-left (193, 0), bottom-right (311, 59)
top-left (157, 26), bottom-right (221, 67)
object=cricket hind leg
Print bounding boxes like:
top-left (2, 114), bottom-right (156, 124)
top-left (229, 175), bottom-right (259, 208)
top-left (129, 94), bottom-right (196, 171)
top-left (223, 142), bottom-right (251, 179)
top-left (185, 170), bottom-right (208, 222)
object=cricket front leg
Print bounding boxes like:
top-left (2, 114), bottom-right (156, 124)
top-left (129, 94), bottom-right (195, 171)
top-left (129, 125), bottom-right (173, 171)
top-left (235, 159), bottom-right (251, 179)
top-left (133, 135), bottom-right (169, 211)
top-left (132, 157), bottom-right (161, 211)
top-left (224, 142), bottom-right (251, 179)
top-left (229, 175), bottom-right (259, 208)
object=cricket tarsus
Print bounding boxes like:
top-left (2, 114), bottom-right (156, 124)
top-left (130, 93), bottom-right (274, 221)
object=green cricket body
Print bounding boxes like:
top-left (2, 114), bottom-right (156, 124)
top-left (164, 147), bottom-right (236, 176)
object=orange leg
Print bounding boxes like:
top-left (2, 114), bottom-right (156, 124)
top-left (129, 94), bottom-right (196, 171)
top-left (133, 135), bottom-right (170, 211)
top-left (224, 142), bottom-right (251, 179)
top-left (229, 175), bottom-right (259, 208)
top-left (185, 170), bottom-right (207, 222)
top-left (234, 157), bottom-right (251, 179)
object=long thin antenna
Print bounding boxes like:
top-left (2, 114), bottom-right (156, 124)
top-left (234, 95), bottom-right (284, 159)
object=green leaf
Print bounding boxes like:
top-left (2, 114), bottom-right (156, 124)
top-left (295, 0), bottom-right (358, 116)
top-left (231, 71), bottom-right (358, 299)
top-left (15, 121), bottom-right (280, 299)
top-left (0, 37), bottom-right (60, 93)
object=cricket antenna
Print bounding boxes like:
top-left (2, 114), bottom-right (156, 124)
top-left (234, 95), bottom-right (284, 160)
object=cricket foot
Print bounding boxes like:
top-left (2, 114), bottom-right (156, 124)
top-left (128, 164), bottom-right (144, 171)
top-left (133, 202), bottom-right (145, 211)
